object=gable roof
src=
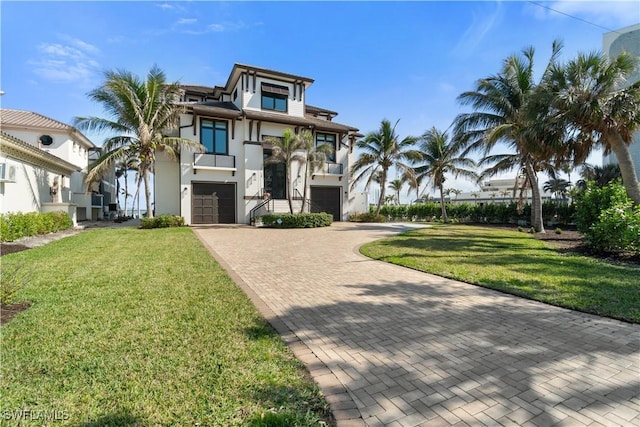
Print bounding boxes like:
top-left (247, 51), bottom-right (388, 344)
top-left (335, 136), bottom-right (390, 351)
top-left (0, 108), bottom-right (95, 148)
top-left (0, 131), bottom-right (80, 175)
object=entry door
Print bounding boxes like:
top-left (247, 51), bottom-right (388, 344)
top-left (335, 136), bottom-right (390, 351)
top-left (192, 183), bottom-right (236, 224)
top-left (263, 150), bottom-right (286, 199)
top-left (310, 186), bottom-right (341, 221)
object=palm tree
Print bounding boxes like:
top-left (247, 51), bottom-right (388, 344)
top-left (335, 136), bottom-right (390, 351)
top-left (75, 65), bottom-right (202, 218)
top-left (350, 119), bottom-right (420, 215)
top-left (298, 131), bottom-right (333, 213)
top-left (543, 177), bottom-right (571, 199)
top-left (115, 153), bottom-right (140, 217)
top-left (576, 163), bottom-right (622, 189)
top-left (548, 51), bottom-right (640, 203)
top-left (455, 41), bottom-right (563, 232)
top-left (388, 179), bottom-right (404, 205)
top-left (414, 127), bottom-right (477, 223)
top-left (264, 129), bottom-right (306, 214)
top-left (449, 188), bottom-right (462, 200)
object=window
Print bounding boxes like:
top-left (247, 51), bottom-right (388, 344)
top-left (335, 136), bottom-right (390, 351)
top-left (316, 133), bottom-right (337, 162)
top-left (201, 119), bottom-right (228, 154)
top-left (261, 83), bottom-right (288, 112)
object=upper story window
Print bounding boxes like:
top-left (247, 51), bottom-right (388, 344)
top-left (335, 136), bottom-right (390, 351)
top-left (201, 119), bottom-right (228, 154)
top-left (261, 83), bottom-right (288, 113)
top-left (316, 133), bottom-right (337, 162)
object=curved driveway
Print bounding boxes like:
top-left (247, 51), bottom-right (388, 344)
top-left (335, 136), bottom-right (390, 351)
top-left (194, 222), bottom-right (639, 427)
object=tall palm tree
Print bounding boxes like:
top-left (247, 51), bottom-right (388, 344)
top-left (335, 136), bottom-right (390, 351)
top-left (264, 129), bottom-right (307, 214)
top-left (548, 51), bottom-right (640, 203)
top-left (388, 179), bottom-right (404, 205)
top-left (351, 119), bottom-right (419, 215)
top-left (415, 127), bottom-right (477, 223)
top-left (115, 153), bottom-right (140, 217)
top-left (455, 41), bottom-right (564, 232)
top-left (298, 131), bottom-right (333, 213)
top-left (75, 65), bottom-right (202, 218)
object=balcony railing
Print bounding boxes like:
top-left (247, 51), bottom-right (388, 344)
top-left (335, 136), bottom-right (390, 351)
top-left (194, 153), bottom-right (236, 169)
top-left (315, 162), bottom-right (343, 175)
top-left (91, 193), bottom-right (104, 207)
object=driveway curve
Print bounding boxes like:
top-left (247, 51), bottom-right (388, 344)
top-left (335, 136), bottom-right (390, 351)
top-left (194, 222), bottom-right (639, 427)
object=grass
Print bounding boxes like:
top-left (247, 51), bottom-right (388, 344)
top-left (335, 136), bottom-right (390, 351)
top-left (1, 227), bottom-right (330, 426)
top-left (360, 225), bottom-right (640, 323)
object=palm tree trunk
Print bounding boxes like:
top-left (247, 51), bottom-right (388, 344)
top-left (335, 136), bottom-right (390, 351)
top-left (286, 162), bottom-right (294, 214)
top-left (375, 169), bottom-right (387, 215)
top-left (439, 183), bottom-right (448, 223)
top-left (300, 167), bottom-right (308, 214)
top-left (143, 168), bottom-right (153, 218)
top-left (525, 162), bottom-right (545, 233)
top-left (123, 169), bottom-right (129, 217)
top-left (608, 132), bottom-right (640, 204)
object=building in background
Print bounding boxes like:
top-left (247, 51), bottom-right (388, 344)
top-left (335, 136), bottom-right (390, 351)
top-left (0, 109), bottom-right (116, 222)
top-left (602, 23), bottom-right (640, 180)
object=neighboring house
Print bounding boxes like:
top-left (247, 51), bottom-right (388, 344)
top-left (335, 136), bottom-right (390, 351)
top-left (452, 178), bottom-right (553, 205)
top-left (602, 24), bottom-right (640, 180)
top-left (0, 109), bottom-right (115, 222)
top-left (155, 64), bottom-right (361, 224)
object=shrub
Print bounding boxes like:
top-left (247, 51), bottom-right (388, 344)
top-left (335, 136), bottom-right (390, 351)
top-left (0, 265), bottom-right (31, 305)
top-left (140, 215), bottom-right (186, 229)
top-left (349, 213), bottom-right (387, 222)
top-left (587, 200), bottom-right (640, 255)
top-left (261, 213), bottom-right (332, 228)
top-left (0, 211), bottom-right (73, 242)
top-left (529, 227), bottom-right (536, 234)
top-left (555, 228), bottom-right (562, 235)
top-left (574, 180), bottom-right (629, 234)
top-left (518, 226), bottom-right (524, 232)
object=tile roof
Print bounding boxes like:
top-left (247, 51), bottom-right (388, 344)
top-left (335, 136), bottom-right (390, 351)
top-left (0, 108), bottom-right (72, 130)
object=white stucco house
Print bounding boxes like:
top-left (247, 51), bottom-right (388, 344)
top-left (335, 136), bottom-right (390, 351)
top-left (0, 109), bottom-right (115, 222)
top-left (155, 64), bottom-right (362, 224)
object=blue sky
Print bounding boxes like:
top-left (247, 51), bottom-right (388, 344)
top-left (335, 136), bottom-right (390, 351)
top-left (2, 1), bottom-right (638, 201)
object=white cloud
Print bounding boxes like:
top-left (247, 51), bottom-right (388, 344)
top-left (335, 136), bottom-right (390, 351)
top-left (181, 20), bottom-right (261, 35)
top-left (29, 35), bottom-right (100, 84)
top-left (528, 1), bottom-right (639, 28)
top-left (453, 3), bottom-right (505, 58)
top-left (176, 18), bottom-right (197, 25)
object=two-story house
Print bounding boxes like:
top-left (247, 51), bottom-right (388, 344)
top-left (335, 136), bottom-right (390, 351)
top-left (155, 64), bottom-right (361, 224)
top-left (0, 108), bottom-right (116, 222)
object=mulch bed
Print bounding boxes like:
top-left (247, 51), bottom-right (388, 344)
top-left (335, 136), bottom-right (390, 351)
top-left (1, 301), bottom-right (32, 326)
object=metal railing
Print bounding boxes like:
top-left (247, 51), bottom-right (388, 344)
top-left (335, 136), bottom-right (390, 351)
top-left (194, 153), bottom-right (236, 168)
top-left (315, 162), bottom-right (343, 175)
top-left (249, 196), bottom-right (274, 225)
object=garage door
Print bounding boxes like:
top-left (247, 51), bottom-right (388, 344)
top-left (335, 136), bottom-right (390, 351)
top-left (192, 183), bottom-right (236, 224)
top-left (310, 186), bottom-right (341, 221)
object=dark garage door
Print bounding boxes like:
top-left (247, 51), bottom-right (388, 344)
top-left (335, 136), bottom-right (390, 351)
top-left (310, 186), bottom-right (341, 221)
top-left (192, 183), bottom-right (236, 224)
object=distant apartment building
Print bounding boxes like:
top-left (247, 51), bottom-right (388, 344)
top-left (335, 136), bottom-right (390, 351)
top-left (602, 24), bottom-right (640, 180)
top-left (452, 178), bottom-right (552, 205)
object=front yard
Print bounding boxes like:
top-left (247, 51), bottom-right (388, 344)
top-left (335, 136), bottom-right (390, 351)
top-left (1, 227), bottom-right (330, 426)
top-left (360, 225), bottom-right (640, 323)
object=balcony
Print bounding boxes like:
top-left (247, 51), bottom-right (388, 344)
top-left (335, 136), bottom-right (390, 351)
top-left (312, 162), bottom-right (344, 179)
top-left (193, 153), bottom-right (237, 175)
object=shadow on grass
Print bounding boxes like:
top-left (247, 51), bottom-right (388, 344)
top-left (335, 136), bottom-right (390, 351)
top-left (75, 412), bottom-right (144, 427)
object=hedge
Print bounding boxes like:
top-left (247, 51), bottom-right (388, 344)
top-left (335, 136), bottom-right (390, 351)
top-left (261, 213), bottom-right (332, 228)
top-left (140, 215), bottom-right (186, 229)
top-left (0, 211), bottom-right (73, 242)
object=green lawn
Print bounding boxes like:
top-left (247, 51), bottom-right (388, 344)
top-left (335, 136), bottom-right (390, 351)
top-left (1, 227), bottom-right (330, 426)
top-left (360, 225), bottom-right (640, 323)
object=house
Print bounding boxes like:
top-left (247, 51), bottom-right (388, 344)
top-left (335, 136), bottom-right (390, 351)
top-left (0, 108), bottom-right (115, 222)
top-left (155, 64), bottom-right (361, 224)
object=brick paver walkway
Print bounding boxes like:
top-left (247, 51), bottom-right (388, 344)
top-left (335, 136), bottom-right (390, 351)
top-left (194, 223), bottom-right (639, 427)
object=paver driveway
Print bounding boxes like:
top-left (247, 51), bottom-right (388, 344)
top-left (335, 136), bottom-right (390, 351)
top-left (194, 222), bottom-right (639, 427)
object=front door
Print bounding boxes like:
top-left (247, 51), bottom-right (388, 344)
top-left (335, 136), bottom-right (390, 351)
top-left (263, 150), bottom-right (286, 199)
